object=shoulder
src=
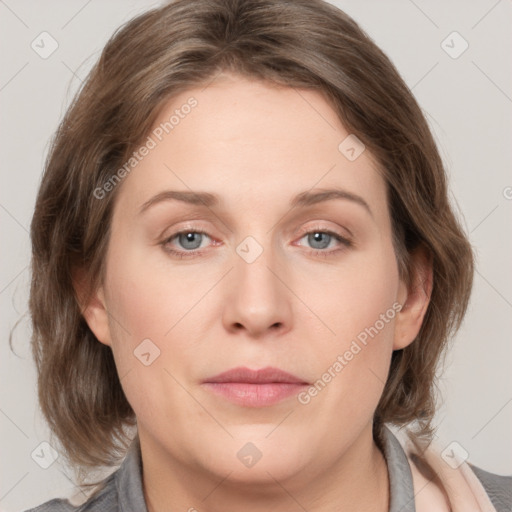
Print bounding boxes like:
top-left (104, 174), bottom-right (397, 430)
top-left (23, 435), bottom-right (145, 512)
top-left (468, 463), bottom-right (512, 512)
top-left (382, 425), bottom-right (512, 512)
top-left (23, 474), bottom-right (116, 512)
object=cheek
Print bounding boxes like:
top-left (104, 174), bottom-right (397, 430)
top-left (101, 240), bottom-right (221, 392)
top-left (103, 237), bottom-right (210, 341)
top-left (311, 241), bottom-right (400, 345)
top-left (302, 241), bottom-right (400, 407)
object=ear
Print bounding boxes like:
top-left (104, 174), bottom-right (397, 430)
top-left (393, 246), bottom-right (433, 350)
top-left (72, 268), bottom-right (112, 347)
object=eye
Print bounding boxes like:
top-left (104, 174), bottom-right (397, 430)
top-left (301, 232), bottom-right (336, 250)
top-left (161, 230), bottom-right (213, 259)
top-left (295, 227), bottom-right (352, 257)
top-left (160, 226), bottom-right (352, 260)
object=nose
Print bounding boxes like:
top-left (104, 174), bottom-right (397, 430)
top-left (221, 240), bottom-right (293, 338)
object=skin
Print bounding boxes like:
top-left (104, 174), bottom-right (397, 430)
top-left (82, 73), bottom-right (433, 512)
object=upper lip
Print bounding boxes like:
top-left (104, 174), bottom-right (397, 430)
top-left (203, 366), bottom-right (309, 384)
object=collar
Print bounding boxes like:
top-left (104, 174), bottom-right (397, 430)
top-left (379, 425), bottom-right (417, 512)
top-left (115, 426), bottom-right (416, 511)
top-left (115, 433), bottom-right (148, 512)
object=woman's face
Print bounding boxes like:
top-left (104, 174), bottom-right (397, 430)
top-left (85, 73), bottom-right (423, 485)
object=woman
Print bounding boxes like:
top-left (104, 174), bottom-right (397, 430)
top-left (26, 0), bottom-right (511, 511)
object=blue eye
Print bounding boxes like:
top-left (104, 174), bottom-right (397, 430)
top-left (160, 227), bottom-right (352, 260)
top-left (296, 229), bottom-right (352, 257)
top-left (161, 230), bottom-right (211, 258)
top-left (175, 232), bottom-right (206, 250)
top-left (303, 231), bottom-right (335, 250)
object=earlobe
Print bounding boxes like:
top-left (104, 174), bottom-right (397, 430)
top-left (393, 247), bottom-right (433, 351)
top-left (72, 270), bottom-right (112, 346)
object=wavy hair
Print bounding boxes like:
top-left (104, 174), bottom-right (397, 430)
top-left (29, 0), bottom-right (473, 485)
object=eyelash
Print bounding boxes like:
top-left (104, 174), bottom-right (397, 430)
top-left (160, 226), bottom-right (352, 260)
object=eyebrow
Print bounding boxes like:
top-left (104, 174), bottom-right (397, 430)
top-left (139, 188), bottom-right (372, 216)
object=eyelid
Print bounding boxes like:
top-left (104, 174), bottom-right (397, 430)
top-left (293, 222), bottom-right (353, 243)
top-left (157, 219), bottom-right (212, 240)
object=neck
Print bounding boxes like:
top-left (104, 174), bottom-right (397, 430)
top-left (141, 423), bottom-right (389, 512)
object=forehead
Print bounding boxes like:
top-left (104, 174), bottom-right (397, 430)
top-left (113, 74), bottom-right (387, 219)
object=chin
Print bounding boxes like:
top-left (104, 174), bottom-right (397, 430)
top-left (190, 428), bottom-right (311, 485)
top-left (213, 453), bottom-right (307, 486)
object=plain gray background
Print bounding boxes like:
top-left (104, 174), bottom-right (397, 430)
top-left (1, 0), bottom-right (511, 510)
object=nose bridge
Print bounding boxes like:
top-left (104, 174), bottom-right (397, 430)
top-left (235, 233), bottom-right (281, 305)
top-left (223, 233), bottom-right (291, 335)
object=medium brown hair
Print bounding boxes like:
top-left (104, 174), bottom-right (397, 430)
top-left (29, 0), bottom-right (473, 482)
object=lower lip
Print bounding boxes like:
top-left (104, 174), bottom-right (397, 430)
top-left (202, 382), bottom-right (308, 407)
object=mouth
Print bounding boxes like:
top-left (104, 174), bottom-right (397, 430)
top-left (201, 366), bottom-right (310, 407)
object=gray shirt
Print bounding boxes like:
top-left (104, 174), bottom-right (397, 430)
top-left (25, 426), bottom-right (512, 512)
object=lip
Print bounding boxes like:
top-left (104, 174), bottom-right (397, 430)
top-left (202, 366), bottom-right (309, 407)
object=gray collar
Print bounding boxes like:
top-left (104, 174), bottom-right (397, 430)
top-left (116, 426), bottom-right (416, 511)
top-left (379, 425), bottom-right (416, 512)
top-left (116, 434), bottom-right (148, 512)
